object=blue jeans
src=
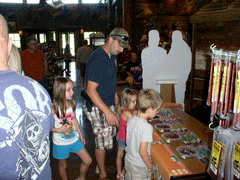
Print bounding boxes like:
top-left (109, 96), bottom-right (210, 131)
top-left (116, 135), bottom-right (127, 150)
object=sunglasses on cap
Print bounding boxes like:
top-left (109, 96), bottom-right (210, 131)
top-left (110, 34), bottom-right (132, 43)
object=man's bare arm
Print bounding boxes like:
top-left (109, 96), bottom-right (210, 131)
top-left (42, 57), bottom-right (48, 76)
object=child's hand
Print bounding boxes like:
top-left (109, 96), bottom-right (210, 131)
top-left (133, 110), bottom-right (137, 116)
top-left (175, 103), bottom-right (183, 109)
top-left (148, 165), bottom-right (153, 173)
top-left (80, 135), bottom-right (86, 145)
top-left (60, 124), bottom-right (72, 134)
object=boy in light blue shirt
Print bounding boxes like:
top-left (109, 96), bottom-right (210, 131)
top-left (125, 89), bottom-right (162, 180)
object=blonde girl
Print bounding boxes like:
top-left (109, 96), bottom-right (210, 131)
top-left (8, 44), bottom-right (22, 74)
top-left (51, 77), bottom-right (92, 180)
top-left (115, 88), bottom-right (138, 179)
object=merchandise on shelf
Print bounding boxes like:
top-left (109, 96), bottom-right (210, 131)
top-left (176, 145), bottom-right (197, 159)
top-left (207, 45), bottom-right (240, 129)
top-left (208, 127), bottom-right (236, 180)
top-left (162, 132), bottom-right (181, 143)
top-left (154, 123), bottom-right (171, 132)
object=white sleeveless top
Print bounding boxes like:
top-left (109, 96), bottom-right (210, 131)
top-left (53, 107), bottom-right (78, 145)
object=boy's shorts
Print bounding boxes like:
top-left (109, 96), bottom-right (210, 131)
top-left (83, 102), bottom-right (117, 150)
top-left (116, 135), bottom-right (127, 150)
top-left (125, 160), bottom-right (151, 180)
top-left (53, 139), bottom-right (84, 160)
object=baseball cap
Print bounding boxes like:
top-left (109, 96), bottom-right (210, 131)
top-left (109, 28), bottom-right (131, 48)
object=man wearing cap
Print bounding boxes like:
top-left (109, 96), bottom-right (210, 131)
top-left (83, 27), bottom-right (130, 180)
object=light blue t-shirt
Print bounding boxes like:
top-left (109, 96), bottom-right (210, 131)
top-left (125, 116), bottom-right (153, 167)
top-left (0, 70), bottom-right (54, 180)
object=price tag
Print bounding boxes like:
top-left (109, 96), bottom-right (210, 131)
top-left (210, 140), bottom-right (222, 175)
top-left (233, 143), bottom-right (240, 178)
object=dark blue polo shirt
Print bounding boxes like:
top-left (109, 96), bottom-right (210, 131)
top-left (85, 46), bottom-right (117, 106)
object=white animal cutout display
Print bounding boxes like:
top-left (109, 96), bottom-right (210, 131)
top-left (142, 30), bottom-right (167, 92)
top-left (142, 30), bottom-right (192, 107)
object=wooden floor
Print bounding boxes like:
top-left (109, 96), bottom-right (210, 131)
top-left (50, 61), bottom-right (125, 180)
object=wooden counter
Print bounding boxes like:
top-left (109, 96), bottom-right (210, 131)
top-left (151, 107), bottom-right (213, 180)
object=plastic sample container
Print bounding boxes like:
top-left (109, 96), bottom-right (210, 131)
top-left (176, 145), bottom-right (197, 159)
top-left (154, 123), bottom-right (171, 132)
top-left (181, 132), bottom-right (201, 144)
top-left (162, 132), bottom-right (181, 143)
top-left (176, 128), bottom-right (191, 137)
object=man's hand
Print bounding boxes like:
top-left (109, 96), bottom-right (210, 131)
top-left (105, 111), bottom-right (119, 127)
top-left (115, 93), bottom-right (119, 105)
top-left (42, 57), bottom-right (48, 76)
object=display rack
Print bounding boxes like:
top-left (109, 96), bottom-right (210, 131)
top-left (206, 45), bottom-right (240, 180)
top-left (206, 45), bottom-right (239, 128)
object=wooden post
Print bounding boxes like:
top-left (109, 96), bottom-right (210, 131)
top-left (190, 23), bottom-right (197, 111)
